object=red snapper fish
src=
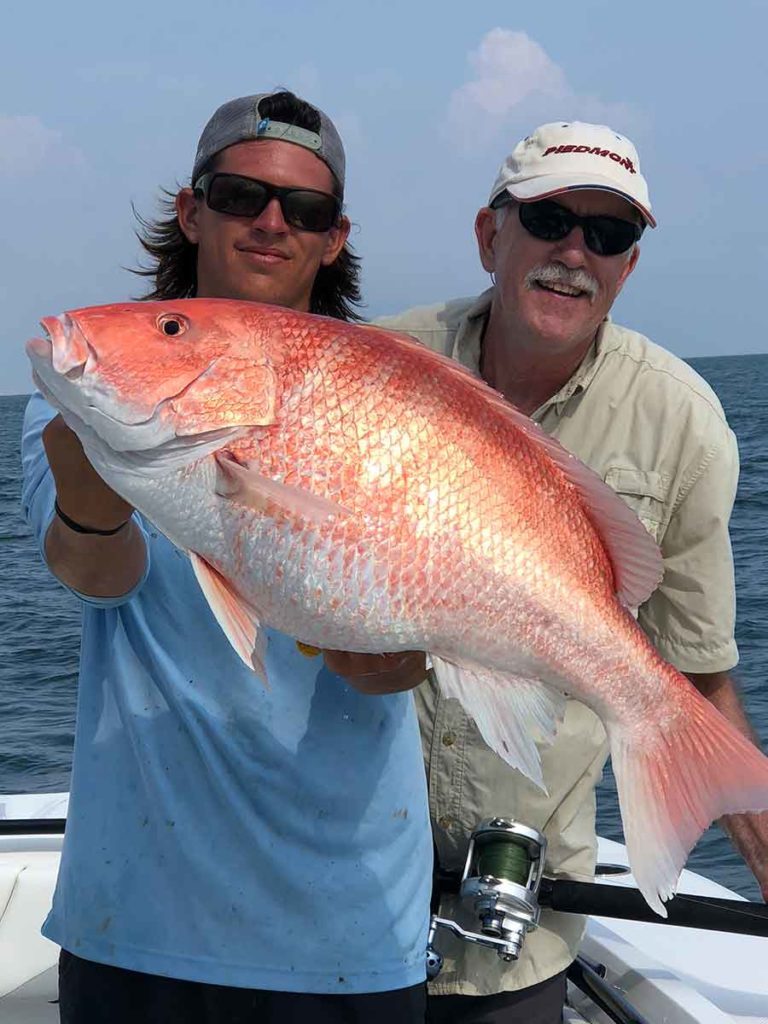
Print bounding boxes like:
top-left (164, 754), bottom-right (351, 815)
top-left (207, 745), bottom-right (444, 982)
top-left (26, 299), bottom-right (768, 914)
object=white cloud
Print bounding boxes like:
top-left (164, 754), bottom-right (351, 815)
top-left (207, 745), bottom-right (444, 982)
top-left (451, 30), bottom-right (567, 119)
top-left (447, 30), bottom-right (643, 147)
top-left (0, 115), bottom-right (85, 177)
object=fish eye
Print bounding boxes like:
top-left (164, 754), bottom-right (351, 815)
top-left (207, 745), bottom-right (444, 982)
top-left (157, 314), bottom-right (189, 337)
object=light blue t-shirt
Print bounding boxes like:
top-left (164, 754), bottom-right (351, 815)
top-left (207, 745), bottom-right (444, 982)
top-left (21, 394), bottom-right (432, 993)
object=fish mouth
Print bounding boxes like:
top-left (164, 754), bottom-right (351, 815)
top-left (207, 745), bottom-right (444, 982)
top-left (27, 318), bottom-right (143, 430)
top-left (28, 314), bottom-right (181, 431)
top-left (27, 317), bottom-right (93, 418)
top-left (30, 314), bottom-right (96, 379)
top-left (31, 357), bottom-right (239, 469)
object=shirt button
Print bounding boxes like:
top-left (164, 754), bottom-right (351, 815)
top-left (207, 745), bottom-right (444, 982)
top-left (438, 815), bottom-right (453, 830)
top-left (442, 731), bottom-right (457, 747)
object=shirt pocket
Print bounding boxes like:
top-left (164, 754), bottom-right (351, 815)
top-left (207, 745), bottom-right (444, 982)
top-left (603, 466), bottom-right (669, 543)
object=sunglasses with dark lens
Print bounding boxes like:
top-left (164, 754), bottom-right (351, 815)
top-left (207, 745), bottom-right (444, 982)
top-left (193, 172), bottom-right (341, 233)
top-left (502, 198), bottom-right (643, 256)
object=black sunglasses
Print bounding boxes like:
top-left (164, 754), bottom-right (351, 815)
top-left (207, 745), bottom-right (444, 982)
top-left (496, 197), bottom-right (643, 256)
top-left (193, 172), bottom-right (341, 233)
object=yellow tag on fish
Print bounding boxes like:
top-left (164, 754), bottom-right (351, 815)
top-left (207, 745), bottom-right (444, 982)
top-left (296, 641), bottom-right (322, 658)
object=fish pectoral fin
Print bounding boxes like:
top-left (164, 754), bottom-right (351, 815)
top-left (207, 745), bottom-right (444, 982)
top-left (214, 452), bottom-right (350, 526)
top-left (189, 552), bottom-right (268, 684)
top-left (429, 655), bottom-right (567, 792)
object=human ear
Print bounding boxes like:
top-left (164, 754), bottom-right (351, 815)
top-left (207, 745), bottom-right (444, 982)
top-left (475, 207), bottom-right (498, 273)
top-left (320, 215), bottom-right (352, 267)
top-left (616, 244), bottom-right (640, 295)
top-left (176, 188), bottom-right (202, 245)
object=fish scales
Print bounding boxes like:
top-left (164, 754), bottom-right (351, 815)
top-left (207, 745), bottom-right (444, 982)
top-left (227, 321), bottom-right (611, 671)
top-left (26, 297), bottom-right (768, 915)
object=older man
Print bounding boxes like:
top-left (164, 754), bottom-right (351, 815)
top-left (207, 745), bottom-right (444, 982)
top-left (380, 121), bottom-right (768, 1024)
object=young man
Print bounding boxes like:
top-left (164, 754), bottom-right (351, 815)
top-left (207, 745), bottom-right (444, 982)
top-left (379, 121), bottom-right (768, 1023)
top-left (22, 91), bottom-right (431, 1024)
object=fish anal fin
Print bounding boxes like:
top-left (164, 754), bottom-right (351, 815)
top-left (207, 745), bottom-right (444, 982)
top-left (429, 654), bottom-right (567, 792)
top-left (189, 551), bottom-right (268, 683)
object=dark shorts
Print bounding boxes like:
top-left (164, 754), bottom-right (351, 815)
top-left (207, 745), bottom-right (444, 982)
top-left (426, 969), bottom-right (567, 1024)
top-left (58, 949), bottom-right (427, 1024)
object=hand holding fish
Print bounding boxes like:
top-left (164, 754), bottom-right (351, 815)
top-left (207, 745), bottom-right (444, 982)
top-left (43, 415), bottom-right (134, 529)
top-left (321, 650), bottom-right (427, 694)
top-left (689, 670), bottom-right (768, 902)
top-left (721, 811), bottom-right (768, 902)
top-left (41, 414), bottom-right (145, 597)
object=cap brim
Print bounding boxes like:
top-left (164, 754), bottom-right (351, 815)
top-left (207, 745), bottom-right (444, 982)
top-left (498, 174), bottom-right (656, 228)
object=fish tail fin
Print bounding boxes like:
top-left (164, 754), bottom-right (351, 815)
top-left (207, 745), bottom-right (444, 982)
top-left (610, 691), bottom-right (768, 916)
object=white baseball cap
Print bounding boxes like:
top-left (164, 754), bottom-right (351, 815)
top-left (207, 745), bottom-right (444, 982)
top-left (489, 121), bottom-right (656, 228)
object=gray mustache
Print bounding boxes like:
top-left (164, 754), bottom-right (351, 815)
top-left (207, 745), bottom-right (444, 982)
top-left (524, 263), bottom-right (598, 300)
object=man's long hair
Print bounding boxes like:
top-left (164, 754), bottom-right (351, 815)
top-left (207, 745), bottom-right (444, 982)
top-left (131, 91), bottom-right (364, 322)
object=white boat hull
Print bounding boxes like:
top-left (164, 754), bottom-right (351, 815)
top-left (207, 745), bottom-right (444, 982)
top-left (2, 794), bottom-right (766, 1022)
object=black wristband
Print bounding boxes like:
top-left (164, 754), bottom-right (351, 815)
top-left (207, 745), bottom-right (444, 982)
top-left (54, 499), bottom-right (131, 536)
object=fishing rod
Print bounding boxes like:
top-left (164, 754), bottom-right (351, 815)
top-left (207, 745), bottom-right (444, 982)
top-left (541, 875), bottom-right (768, 936)
top-left (567, 953), bottom-right (651, 1024)
top-left (427, 817), bottom-right (768, 979)
top-left (0, 818), bottom-right (66, 835)
top-left (426, 817), bottom-right (768, 1024)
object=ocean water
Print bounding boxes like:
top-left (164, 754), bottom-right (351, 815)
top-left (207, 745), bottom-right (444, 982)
top-left (1, 354), bottom-right (767, 899)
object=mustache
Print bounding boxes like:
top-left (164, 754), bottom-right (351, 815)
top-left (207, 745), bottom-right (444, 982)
top-left (524, 263), bottom-right (599, 301)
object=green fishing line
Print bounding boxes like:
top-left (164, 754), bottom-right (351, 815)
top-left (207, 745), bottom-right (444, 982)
top-left (476, 840), bottom-right (531, 884)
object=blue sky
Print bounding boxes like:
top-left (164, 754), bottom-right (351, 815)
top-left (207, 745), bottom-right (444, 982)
top-left (2, 0), bottom-right (766, 393)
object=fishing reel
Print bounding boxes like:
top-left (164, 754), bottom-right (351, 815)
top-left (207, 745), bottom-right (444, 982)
top-left (426, 818), bottom-right (547, 979)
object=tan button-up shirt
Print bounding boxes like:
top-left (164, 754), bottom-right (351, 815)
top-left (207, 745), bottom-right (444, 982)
top-left (376, 291), bottom-right (739, 995)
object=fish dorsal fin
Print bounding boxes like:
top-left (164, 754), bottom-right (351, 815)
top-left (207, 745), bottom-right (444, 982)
top-left (364, 325), bottom-right (664, 609)
top-left (488, 402), bottom-right (663, 609)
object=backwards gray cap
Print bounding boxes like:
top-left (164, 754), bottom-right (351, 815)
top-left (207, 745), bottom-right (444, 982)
top-left (191, 92), bottom-right (346, 195)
